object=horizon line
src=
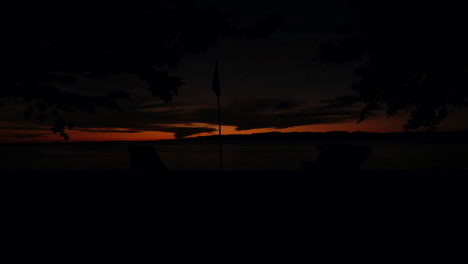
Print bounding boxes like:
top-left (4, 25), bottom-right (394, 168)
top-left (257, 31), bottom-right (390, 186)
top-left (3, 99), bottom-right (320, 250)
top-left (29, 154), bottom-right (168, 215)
top-left (2, 130), bottom-right (467, 145)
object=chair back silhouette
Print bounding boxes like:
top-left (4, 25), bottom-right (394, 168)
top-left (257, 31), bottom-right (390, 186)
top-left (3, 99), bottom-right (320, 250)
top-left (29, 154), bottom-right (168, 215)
top-left (128, 145), bottom-right (168, 174)
top-left (302, 144), bottom-right (372, 173)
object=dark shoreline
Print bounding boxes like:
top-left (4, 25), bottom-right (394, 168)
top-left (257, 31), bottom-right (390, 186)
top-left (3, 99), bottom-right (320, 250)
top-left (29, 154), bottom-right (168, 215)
top-left (2, 130), bottom-right (468, 146)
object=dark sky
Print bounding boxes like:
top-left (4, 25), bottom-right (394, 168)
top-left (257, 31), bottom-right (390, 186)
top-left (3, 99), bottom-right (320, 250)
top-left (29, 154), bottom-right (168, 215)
top-left (5, 0), bottom-right (468, 143)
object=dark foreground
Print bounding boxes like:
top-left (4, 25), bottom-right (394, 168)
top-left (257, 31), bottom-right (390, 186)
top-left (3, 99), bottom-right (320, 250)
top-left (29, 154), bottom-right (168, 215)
top-left (3, 169), bottom-right (467, 176)
top-left (5, 169), bottom-right (467, 204)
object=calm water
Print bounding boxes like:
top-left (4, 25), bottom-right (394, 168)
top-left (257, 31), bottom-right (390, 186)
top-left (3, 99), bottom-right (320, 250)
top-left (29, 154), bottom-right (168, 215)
top-left (1, 139), bottom-right (468, 171)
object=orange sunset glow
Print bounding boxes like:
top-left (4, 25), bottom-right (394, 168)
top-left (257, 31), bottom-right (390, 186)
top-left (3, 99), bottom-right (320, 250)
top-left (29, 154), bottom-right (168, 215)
top-left (5, 1), bottom-right (468, 175)
top-left (1, 115), bottom-right (411, 143)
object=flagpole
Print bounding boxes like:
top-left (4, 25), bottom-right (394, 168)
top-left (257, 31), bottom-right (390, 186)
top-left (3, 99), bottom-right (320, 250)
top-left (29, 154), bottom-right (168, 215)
top-left (212, 60), bottom-right (222, 172)
top-left (217, 94), bottom-right (223, 172)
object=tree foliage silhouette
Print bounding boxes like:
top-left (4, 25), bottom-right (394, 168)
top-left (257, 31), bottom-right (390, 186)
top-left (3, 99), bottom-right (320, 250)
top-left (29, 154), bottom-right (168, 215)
top-left (319, 0), bottom-right (468, 130)
top-left (10, 0), bottom-right (282, 139)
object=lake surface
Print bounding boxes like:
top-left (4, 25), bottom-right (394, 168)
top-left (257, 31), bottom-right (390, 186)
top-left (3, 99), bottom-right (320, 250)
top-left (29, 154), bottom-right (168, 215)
top-left (1, 139), bottom-right (468, 172)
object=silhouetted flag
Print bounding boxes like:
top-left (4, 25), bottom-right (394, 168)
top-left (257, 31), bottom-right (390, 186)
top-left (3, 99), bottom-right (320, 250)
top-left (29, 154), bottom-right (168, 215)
top-left (212, 61), bottom-right (220, 97)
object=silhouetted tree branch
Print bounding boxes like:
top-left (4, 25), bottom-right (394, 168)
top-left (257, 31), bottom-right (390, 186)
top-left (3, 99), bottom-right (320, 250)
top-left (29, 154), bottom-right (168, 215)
top-left (318, 0), bottom-right (468, 130)
top-left (10, 0), bottom-right (282, 139)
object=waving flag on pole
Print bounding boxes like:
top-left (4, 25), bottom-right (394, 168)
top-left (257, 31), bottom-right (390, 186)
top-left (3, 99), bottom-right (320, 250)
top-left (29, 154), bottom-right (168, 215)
top-left (212, 60), bottom-right (221, 97)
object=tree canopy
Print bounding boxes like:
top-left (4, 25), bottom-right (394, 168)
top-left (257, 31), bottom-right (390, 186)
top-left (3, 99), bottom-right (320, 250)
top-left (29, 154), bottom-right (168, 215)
top-left (11, 0), bottom-right (282, 139)
top-left (319, 0), bottom-right (468, 130)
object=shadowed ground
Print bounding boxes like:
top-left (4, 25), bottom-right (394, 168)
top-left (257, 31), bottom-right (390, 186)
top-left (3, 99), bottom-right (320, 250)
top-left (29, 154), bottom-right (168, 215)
top-left (2, 169), bottom-right (467, 177)
top-left (1, 137), bottom-right (468, 173)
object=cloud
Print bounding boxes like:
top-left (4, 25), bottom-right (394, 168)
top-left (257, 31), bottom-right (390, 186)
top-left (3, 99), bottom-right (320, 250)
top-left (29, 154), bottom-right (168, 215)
top-left (216, 96), bottom-right (361, 130)
top-left (227, 109), bottom-right (357, 130)
top-left (61, 96), bottom-right (363, 136)
top-left (0, 96), bottom-right (363, 139)
top-left (133, 100), bottom-right (188, 112)
top-left (0, 126), bottom-right (50, 131)
top-left (151, 126), bottom-right (217, 139)
top-left (75, 128), bottom-right (141, 133)
top-left (319, 94), bottom-right (360, 109)
top-left (74, 123), bottom-right (216, 139)
top-left (0, 133), bottom-right (50, 139)
top-left (228, 98), bottom-right (302, 112)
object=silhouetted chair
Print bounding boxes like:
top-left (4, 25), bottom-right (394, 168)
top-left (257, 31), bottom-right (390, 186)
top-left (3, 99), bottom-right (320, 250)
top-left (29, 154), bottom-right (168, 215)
top-left (301, 144), bottom-right (372, 173)
top-left (128, 145), bottom-right (168, 174)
